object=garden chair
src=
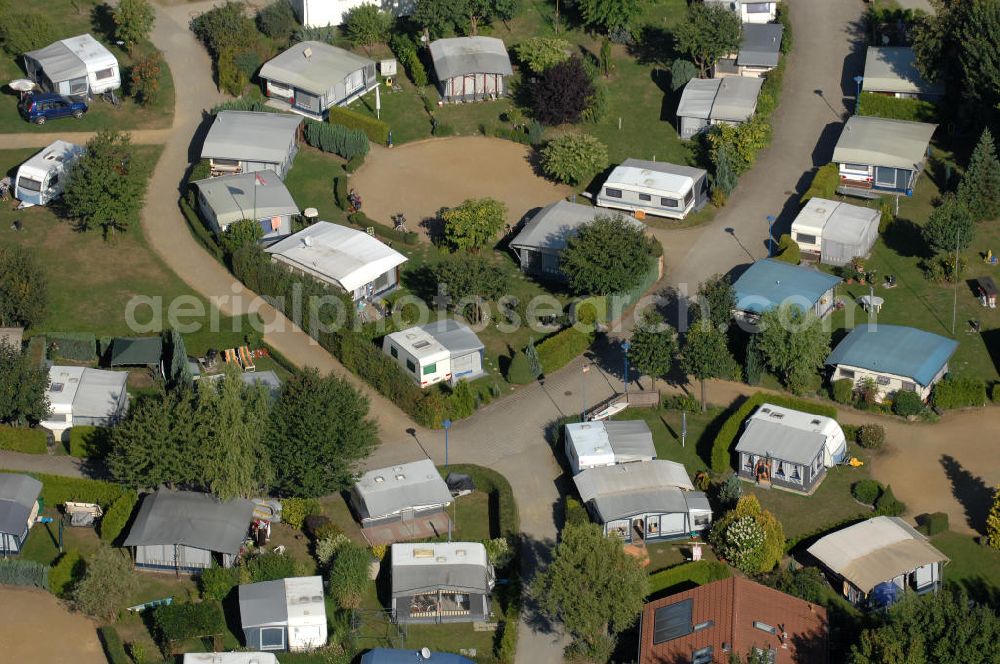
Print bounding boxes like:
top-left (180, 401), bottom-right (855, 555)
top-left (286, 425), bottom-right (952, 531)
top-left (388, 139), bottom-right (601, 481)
top-left (223, 348), bottom-right (239, 364)
top-left (238, 345), bottom-right (256, 372)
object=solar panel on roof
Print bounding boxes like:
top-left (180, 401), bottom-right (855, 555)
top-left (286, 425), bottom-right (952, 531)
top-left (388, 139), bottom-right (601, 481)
top-left (652, 598), bottom-right (692, 644)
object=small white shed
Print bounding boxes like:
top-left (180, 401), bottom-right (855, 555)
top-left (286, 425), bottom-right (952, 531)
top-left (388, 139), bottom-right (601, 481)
top-left (791, 198), bottom-right (881, 266)
top-left (24, 34), bottom-right (120, 98)
top-left (14, 140), bottom-right (84, 207)
top-left (239, 576), bottom-right (327, 652)
top-left (382, 326), bottom-right (452, 387)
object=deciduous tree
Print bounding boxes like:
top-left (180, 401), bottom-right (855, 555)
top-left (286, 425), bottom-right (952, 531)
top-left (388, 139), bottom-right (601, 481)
top-left (958, 128), bottom-right (1000, 223)
top-left (128, 53), bottom-right (161, 106)
top-left (532, 523), bottom-right (647, 653)
top-left (73, 545), bottom-right (138, 622)
top-left (756, 304), bottom-right (830, 393)
top-left (673, 3), bottom-right (742, 77)
top-left (628, 311), bottom-right (676, 390)
top-left (113, 0), bottom-right (155, 53)
top-left (923, 193), bottom-right (974, 255)
top-left (0, 245), bottom-right (47, 328)
top-left (681, 319), bottom-right (736, 410)
top-left (442, 198), bottom-right (507, 252)
top-left (695, 274), bottom-right (735, 332)
top-left (530, 57), bottom-right (595, 125)
top-left (266, 368), bottom-right (377, 498)
top-left (0, 340), bottom-right (49, 426)
top-left (327, 541), bottom-right (372, 609)
top-left (514, 37), bottom-right (571, 75)
top-left (987, 485), bottom-right (1000, 548)
top-left (560, 215), bottom-right (653, 296)
top-left (63, 130), bottom-right (148, 237)
top-left (576, 0), bottom-right (641, 35)
top-left (709, 495), bottom-right (784, 574)
top-left (540, 133), bottom-right (608, 185)
top-left (344, 4), bottom-right (393, 53)
top-left (220, 218), bottom-right (264, 256)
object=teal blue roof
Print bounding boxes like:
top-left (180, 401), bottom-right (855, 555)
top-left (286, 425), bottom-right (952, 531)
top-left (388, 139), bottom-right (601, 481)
top-left (825, 324), bottom-right (958, 386)
top-left (733, 259), bottom-right (841, 314)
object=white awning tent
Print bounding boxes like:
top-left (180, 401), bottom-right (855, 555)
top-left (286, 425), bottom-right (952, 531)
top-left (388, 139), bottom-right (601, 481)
top-left (23, 34), bottom-right (120, 97)
top-left (736, 403), bottom-right (847, 467)
top-left (791, 198), bottom-right (881, 266)
top-left (564, 420), bottom-right (656, 475)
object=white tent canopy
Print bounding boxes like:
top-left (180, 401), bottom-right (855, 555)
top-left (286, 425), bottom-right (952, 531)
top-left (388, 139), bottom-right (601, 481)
top-left (24, 34), bottom-right (120, 96)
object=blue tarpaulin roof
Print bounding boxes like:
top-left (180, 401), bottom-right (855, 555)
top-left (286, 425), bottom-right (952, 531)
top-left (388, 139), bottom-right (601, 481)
top-left (733, 259), bottom-right (841, 314)
top-left (361, 649), bottom-right (475, 664)
top-left (825, 324), bottom-right (958, 386)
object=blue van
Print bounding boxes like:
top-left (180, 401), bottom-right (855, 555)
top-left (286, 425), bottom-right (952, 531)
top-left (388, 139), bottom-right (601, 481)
top-left (17, 92), bottom-right (88, 125)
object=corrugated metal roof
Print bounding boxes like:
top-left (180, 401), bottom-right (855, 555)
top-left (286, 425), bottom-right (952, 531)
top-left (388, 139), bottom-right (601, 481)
top-left (733, 259), bottom-right (841, 314)
top-left (591, 487), bottom-right (696, 522)
top-left (807, 516), bottom-right (948, 593)
top-left (353, 459), bottom-right (452, 521)
top-left (710, 76), bottom-right (765, 122)
top-left (825, 324), bottom-right (958, 387)
top-left (194, 171), bottom-right (299, 226)
top-left (123, 489), bottom-right (255, 554)
top-left (677, 78), bottom-right (720, 120)
top-left (0, 474), bottom-right (42, 536)
top-left (738, 23), bottom-right (783, 68)
top-left (429, 37), bottom-right (512, 80)
top-left (832, 115), bottom-right (937, 171)
top-left (509, 200), bottom-right (603, 252)
top-left (201, 111), bottom-right (302, 165)
top-left (260, 41), bottom-right (374, 95)
top-left (862, 47), bottom-right (943, 96)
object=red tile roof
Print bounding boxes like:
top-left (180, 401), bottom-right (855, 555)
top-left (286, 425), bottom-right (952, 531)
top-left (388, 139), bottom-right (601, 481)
top-left (638, 576), bottom-right (828, 664)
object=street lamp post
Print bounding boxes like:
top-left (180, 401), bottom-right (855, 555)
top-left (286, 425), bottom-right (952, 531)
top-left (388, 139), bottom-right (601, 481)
top-left (622, 341), bottom-right (631, 395)
top-left (442, 419), bottom-right (452, 467)
top-left (853, 75), bottom-right (864, 114)
top-left (766, 215), bottom-right (776, 257)
top-left (581, 364), bottom-right (590, 420)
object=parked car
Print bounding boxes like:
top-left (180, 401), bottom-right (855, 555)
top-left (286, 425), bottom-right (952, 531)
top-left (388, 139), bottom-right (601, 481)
top-left (18, 93), bottom-right (88, 125)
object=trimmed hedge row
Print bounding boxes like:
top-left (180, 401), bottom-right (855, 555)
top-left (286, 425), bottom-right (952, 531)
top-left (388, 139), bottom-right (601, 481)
top-left (67, 426), bottom-right (110, 458)
top-left (100, 491), bottom-right (139, 543)
top-left (1, 469), bottom-right (130, 509)
top-left (98, 626), bottom-right (130, 664)
top-left (536, 326), bottom-right (595, 375)
top-left (0, 559), bottom-right (49, 589)
top-left (0, 426), bottom-right (47, 454)
top-left (933, 376), bottom-right (988, 410)
top-left (858, 91), bottom-right (938, 123)
top-left (346, 211), bottom-right (419, 245)
top-left (711, 393), bottom-right (838, 472)
top-left (48, 333), bottom-right (97, 361)
top-left (154, 600), bottom-right (227, 642)
top-left (304, 120), bottom-right (370, 161)
top-left (327, 106), bottom-right (390, 146)
top-left (647, 561), bottom-right (731, 596)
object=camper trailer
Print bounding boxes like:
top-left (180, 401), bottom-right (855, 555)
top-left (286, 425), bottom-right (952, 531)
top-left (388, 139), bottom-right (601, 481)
top-left (596, 159), bottom-right (708, 220)
top-left (23, 34), bottom-right (121, 98)
top-left (14, 140), bottom-right (84, 207)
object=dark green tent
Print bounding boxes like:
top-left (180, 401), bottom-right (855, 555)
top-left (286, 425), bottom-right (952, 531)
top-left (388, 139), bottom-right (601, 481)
top-left (110, 336), bottom-right (163, 367)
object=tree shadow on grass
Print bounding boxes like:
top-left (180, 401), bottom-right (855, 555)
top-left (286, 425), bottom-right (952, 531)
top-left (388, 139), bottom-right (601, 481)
top-left (882, 217), bottom-right (932, 260)
top-left (940, 454), bottom-right (993, 534)
top-left (518, 534), bottom-right (560, 636)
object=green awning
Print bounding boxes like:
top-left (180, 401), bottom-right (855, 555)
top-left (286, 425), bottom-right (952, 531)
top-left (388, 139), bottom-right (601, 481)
top-left (110, 336), bottom-right (163, 366)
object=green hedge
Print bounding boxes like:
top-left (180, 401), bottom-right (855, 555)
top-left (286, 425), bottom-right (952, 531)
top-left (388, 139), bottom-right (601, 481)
top-left (347, 211), bottom-right (418, 245)
top-left (916, 512), bottom-right (949, 536)
top-left (180, 196), bottom-right (225, 261)
top-left (776, 2), bottom-right (792, 53)
top-left (933, 376), bottom-right (988, 409)
top-left (327, 106), bottom-right (390, 146)
top-left (48, 333), bottom-right (97, 361)
top-left (50, 550), bottom-right (85, 597)
top-left (154, 601), bottom-right (226, 642)
top-left (199, 566), bottom-right (240, 601)
top-left (711, 393), bottom-right (838, 472)
top-left (800, 163), bottom-right (840, 204)
top-left (0, 470), bottom-right (129, 509)
top-left (535, 326), bottom-right (595, 375)
top-left (98, 626), bottom-right (130, 664)
top-left (100, 491), bottom-right (139, 543)
top-left (647, 561), bottom-right (731, 596)
top-left (26, 335), bottom-right (47, 367)
top-left (304, 120), bottom-right (370, 160)
top-left (0, 426), bottom-right (47, 454)
top-left (564, 495), bottom-right (590, 527)
top-left (0, 559), bottom-right (49, 589)
top-left (858, 92), bottom-right (938, 123)
top-left (67, 426), bottom-right (111, 458)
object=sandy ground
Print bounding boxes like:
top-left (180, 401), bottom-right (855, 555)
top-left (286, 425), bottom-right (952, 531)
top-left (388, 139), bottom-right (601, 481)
top-left (0, 586), bottom-right (105, 664)
top-left (350, 137), bottom-right (573, 230)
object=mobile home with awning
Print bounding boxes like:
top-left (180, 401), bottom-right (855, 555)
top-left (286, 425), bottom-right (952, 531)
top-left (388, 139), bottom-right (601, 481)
top-left (862, 47), bottom-right (944, 100)
top-left (677, 77), bottom-right (764, 139)
top-left (260, 41), bottom-right (377, 117)
top-left (194, 170), bottom-right (299, 241)
top-left (564, 419), bottom-right (656, 475)
top-left (732, 259), bottom-right (842, 321)
top-left (430, 37), bottom-right (512, 102)
top-left (239, 576), bottom-right (327, 651)
top-left (0, 474), bottom-right (42, 555)
top-left (350, 459), bottom-right (453, 529)
top-left (833, 116), bottom-right (937, 197)
top-left (791, 198), bottom-right (880, 266)
top-left (40, 366), bottom-right (129, 441)
top-left (391, 542), bottom-right (495, 624)
top-left (24, 34), bottom-right (120, 98)
top-left (201, 111), bottom-right (303, 179)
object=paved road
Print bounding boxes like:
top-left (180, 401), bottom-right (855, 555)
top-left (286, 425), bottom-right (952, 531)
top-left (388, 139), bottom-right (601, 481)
top-left (663, 0), bottom-right (865, 290)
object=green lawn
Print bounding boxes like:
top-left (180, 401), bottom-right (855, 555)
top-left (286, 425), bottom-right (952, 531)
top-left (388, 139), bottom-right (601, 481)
top-left (931, 530), bottom-right (1000, 602)
top-left (0, 0), bottom-right (174, 133)
top-left (611, 405), bottom-right (718, 473)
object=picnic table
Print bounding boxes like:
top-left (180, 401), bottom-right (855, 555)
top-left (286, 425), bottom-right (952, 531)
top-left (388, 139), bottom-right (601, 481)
top-left (858, 294), bottom-right (885, 313)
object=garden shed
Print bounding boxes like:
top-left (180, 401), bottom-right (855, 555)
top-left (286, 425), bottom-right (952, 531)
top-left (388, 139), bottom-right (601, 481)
top-left (266, 222), bottom-right (407, 303)
top-left (429, 37), bottom-right (513, 102)
top-left (123, 489), bottom-right (255, 572)
top-left (732, 259), bottom-right (842, 321)
top-left (201, 111), bottom-right (303, 180)
top-left (239, 576), bottom-right (327, 651)
top-left (194, 170), bottom-right (299, 240)
top-left (862, 47), bottom-right (944, 99)
top-left (259, 41), bottom-right (377, 117)
top-left (807, 516), bottom-right (948, 607)
top-left (734, 403), bottom-right (847, 494)
top-left (23, 33), bottom-right (120, 98)
top-left (833, 116), bottom-right (937, 197)
top-left (350, 459), bottom-right (453, 529)
top-left (390, 542), bottom-right (495, 624)
top-left (677, 77), bottom-right (764, 139)
top-left (737, 23), bottom-right (784, 77)
top-left (0, 473), bottom-right (42, 555)
top-left (110, 336), bottom-right (163, 367)
top-left (596, 159), bottom-right (709, 220)
top-left (790, 198), bottom-right (880, 265)
top-left (564, 419), bottom-right (656, 475)
top-left (573, 460), bottom-right (711, 543)
top-left (41, 366), bottom-right (129, 441)
top-left (383, 319), bottom-right (485, 387)
top-left (825, 324), bottom-right (958, 402)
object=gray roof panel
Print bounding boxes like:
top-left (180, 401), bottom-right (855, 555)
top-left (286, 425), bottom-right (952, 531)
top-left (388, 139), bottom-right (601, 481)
top-left (420, 319), bottom-right (484, 355)
top-left (194, 170), bottom-right (299, 226)
top-left (201, 111), bottom-right (302, 165)
top-left (573, 460), bottom-right (694, 504)
top-left (73, 369), bottom-right (128, 419)
top-left (0, 474), bottom-right (42, 536)
top-left (430, 37), bottom-right (512, 81)
top-left (677, 78), bottom-right (720, 120)
top-left (738, 23), bottom-right (783, 68)
top-left (259, 41), bottom-right (374, 95)
top-left (391, 563), bottom-right (492, 596)
top-left (710, 76), bottom-right (765, 122)
top-left (591, 486), bottom-right (690, 522)
top-left (239, 578), bottom-right (289, 627)
top-left (509, 200), bottom-right (643, 252)
top-left (603, 420), bottom-right (656, 463)
top-left (734, 417), bottom-right (828, 464)
top-left (832, 115), bottom-right (937, 171)
top-left (353, 459), bottom-right (453, 521)
top-left (123, 489), bottom-right (255, 554)
top-left (862, 47), bottom-right (944, 96)
top-left (24, 41), bottom-right (87, 82)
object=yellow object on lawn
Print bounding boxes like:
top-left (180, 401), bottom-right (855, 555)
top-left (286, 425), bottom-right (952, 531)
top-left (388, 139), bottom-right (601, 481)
top-left (848, 457), bottom-right (864, 467)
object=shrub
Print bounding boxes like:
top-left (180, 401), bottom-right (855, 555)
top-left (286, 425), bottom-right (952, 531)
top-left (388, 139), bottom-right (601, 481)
top-left (540, 134), bottom-right (609, 185)
top-left (564, 495), bottom-right (590, 527)
top-left (327, 542), bottom-right (372, 609)
top-left (716, 475), bottom-right (743, 508)
top-left (190, 1), bottom-right (257, 56)
top-left (304, 121), bottom-right (370, 161)
top-left (874, 484), bottom-right (906, 516)
top-left (483, 537), bottom-right (514, 569)
top-left (774, 234), bottom-right (800, 264)
top-left (153, 600), bottom-right (226, 643)
top-left (327, 106), bottom-right (390, 146)
top-left (663, 394), bottom-right (700, 412)
top-left (100, 491), bottom-right (139, 543)
top-left (916, 512), bottom-right (949, 536)
top-left (991, 383), bottom-right (1000, 404)
top-left (246, 552), bottom-right (297, 583)
top-left (514, 37), bottom-right (571, 74)
top-left (800, 163), bottom-right (840, 204)
top-left (711, 394), bottom-right (838, 473)
top-left (892, 390), bottom-right (924, 417)
top-left (857, 423), bottom-right (885, 449)
top-left (760, 565), bottom-right (829, 604)
top-left (315, 533), bottom-right (350, 567)
top-left (776, 2), bottom-right (792, 53)
top-left (74, 546), bottom-right (136, 621)
top-left (858, 92), bottom-right (938, 122)
top-left (303, 515), bottom-right (338, 540)
top-left (647, 561), bottom-right (731, 595)
top-left (389, 34), bottom-right (428, 87)
top-left (281, 497), bottom-right (321, 529)
top-left (50, 550), bottom-right (86, 597)
top-left (536, 327), bottom-right (595, 374)
top-left (233, 50), bottom-right (263, 80)
top-left (531, 57), bottom-right (595, 125)
top-left (852, 479), bottom-right (882, 505)
top-left (506, 351), bottom-right (535, 385)
top-left (447, 381), bottom-right (477, 420)
top-left (256, 0), bottom-right (298, 40)
top-left (0, 559), bottom-right (48, 589)
top-left (99, 626), bottom-right (130, 664)
top-left (933, 376), bottom-right (988, 409)
top-left (129, 53), bottom-right (162, 106)
top-left (0, 12), bottom-right (56, 56)
top-left (841, 423), bottom-right (858, 442)
top-left (0, 426), bottom-right (46, 453)
top-left (199, 566), bottom-right (240, 601)
top-left (831, 378), bottom-right (854, 404)
top-left (345, 153), bottom-right (366, 173)
top-left (710, 495), bottom-right (784, 574)
top-left (217, 48), bottom-right (249, 96)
